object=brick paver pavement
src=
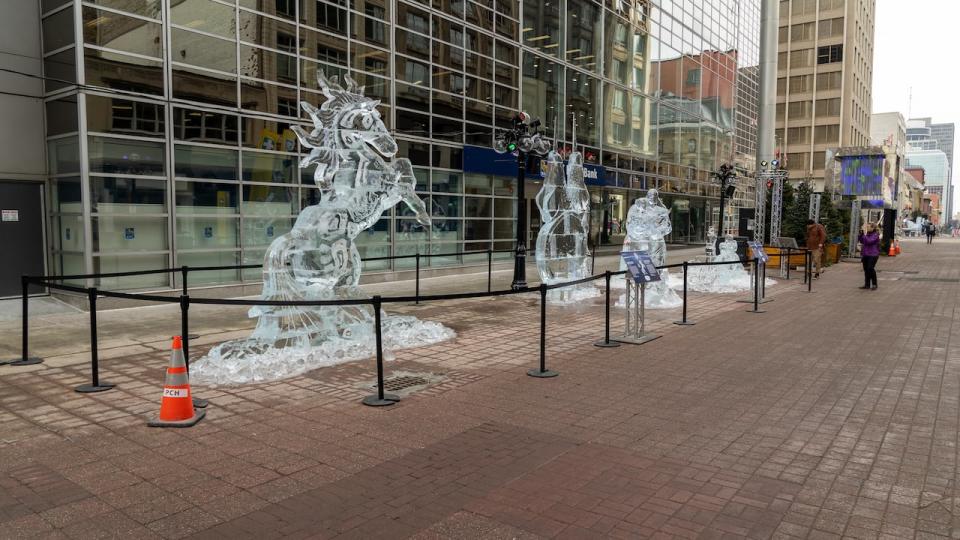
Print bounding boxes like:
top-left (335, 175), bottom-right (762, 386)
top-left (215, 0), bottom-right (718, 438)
top-left (1, 238), bottom-right (958, 538)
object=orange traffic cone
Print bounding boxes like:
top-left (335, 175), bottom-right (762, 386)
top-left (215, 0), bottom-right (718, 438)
top-left (148, 336), bottom-right (205, 427)
top-left (888, 243), bottom-right (896, 257)
top-left (895, 240), bottom-right (901, 254)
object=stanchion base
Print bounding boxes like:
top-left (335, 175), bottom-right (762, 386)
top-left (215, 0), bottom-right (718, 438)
top-left (673, 321), bottom-right (696, 326)
top-left (148, 408), bottom-right (205, 428)
top-left (527, 368), bottom-right (559, 378)
top-left (593, 339), bottom-right (621, 348)
top-left (746, 309), bottom-right (767, 314)
top-left (75, 382), bottom-right (115, 393)
top-left (187, 334), bottom-right (200, 340)
top-left (6, 357), bottom-right (43, 366)
top-left (362, 393), bottom-right (401, 407)
top-left (736, 298), bottom-right (773, 304)
top-left (193, 398), bottom-right (209, 409)
top-left (614, 334), bottom-right (661, 345)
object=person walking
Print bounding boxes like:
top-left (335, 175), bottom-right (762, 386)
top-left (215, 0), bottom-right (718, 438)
top-left (805, 219), bottom-right (827, 278)
top-left (925, 222), bottom-right (936, 244)
top-left (858, 222), bottom-right (880, 290)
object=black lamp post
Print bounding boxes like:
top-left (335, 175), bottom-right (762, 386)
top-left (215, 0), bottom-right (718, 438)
top-left (714, 163), bottom-right (737, 236)
top-left (494, 112), bottom-right (551, 290)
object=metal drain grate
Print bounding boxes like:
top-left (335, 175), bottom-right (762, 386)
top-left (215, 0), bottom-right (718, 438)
top-left (378, 375), bottom-right (430, 392)
top-left (906, 277), bottom-right (960, 283)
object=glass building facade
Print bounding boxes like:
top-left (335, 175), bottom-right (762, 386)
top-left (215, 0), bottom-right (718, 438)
top-left (39, 0), bottom-right (760, 289)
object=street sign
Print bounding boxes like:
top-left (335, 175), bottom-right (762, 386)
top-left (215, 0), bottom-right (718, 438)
top-left (621, 251), bottom-right (661, 284)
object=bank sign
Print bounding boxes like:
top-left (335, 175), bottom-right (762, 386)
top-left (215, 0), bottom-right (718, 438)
top-left (463, 145), bottom-right (606, 186)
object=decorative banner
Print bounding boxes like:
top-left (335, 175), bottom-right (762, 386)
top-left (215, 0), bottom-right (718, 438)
top-left (840, 155), bottom-right (883, 196)
top-left (621, 250), bottom-right (661, 283)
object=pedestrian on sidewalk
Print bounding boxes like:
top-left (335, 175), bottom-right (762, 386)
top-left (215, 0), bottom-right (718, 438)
top-left (924, 222), bottom-right (936, 244)
top-left (858, 222), bottom-right (880, 290)
top-left (805, 219), bottom-right (827, 278)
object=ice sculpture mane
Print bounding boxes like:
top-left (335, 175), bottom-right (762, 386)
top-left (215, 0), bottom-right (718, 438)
top-left (534, 150), bottom-right (597, 303)
top-left (192, 73), bottom-right (454, 385)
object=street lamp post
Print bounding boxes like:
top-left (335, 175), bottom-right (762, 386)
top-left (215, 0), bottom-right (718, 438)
top-left (494, 112), bottom-right (551, 290)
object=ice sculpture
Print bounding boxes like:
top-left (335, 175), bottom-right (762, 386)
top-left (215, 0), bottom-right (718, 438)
top-left (617, 189), bottom-right (682, 309)
top-left (684, 234), bottom-right (753, 293)
top-left (192, 73), bottom-right (454, 385)
top-left (705, 226), bottom-right (717, 261)
top-left (534, 150), bottom-right (598, 303)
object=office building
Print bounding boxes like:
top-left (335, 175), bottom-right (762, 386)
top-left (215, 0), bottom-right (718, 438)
top-left (0, 0), bottom-right (763, 294)
top-left (774, 0), bottom-right (875, 189)
top-left (907, 117), bottom-right (955, 223)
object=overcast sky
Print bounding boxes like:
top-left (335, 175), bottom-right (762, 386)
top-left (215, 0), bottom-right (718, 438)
top-left (872, 0), bottom-right (959, 212)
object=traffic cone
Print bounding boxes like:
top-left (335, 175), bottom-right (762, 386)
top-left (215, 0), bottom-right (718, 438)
top-left (895, 240), bottom-right (901, 254)
top-left (888, 243), bottom-right (896, 257)
top-left (148, 336), bottom-right (205, 427)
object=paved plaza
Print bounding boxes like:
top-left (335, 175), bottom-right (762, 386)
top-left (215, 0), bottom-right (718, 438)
top-left (1, 239), bottom-right (959, 539)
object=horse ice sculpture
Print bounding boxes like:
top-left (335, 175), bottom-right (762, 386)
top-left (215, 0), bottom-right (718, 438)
top-left (534, 150), bottom-right (598, 303)
top-left (192, 74), bottom-right (454, 385)
top-left (617, 189), bottom-right (681, 309)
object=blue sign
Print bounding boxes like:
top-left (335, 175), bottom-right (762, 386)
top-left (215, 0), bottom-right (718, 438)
top-left (747, 241), bottom-right (768, 263)
top-left (203, 226), bottom-right (213, 238)
top-left (621, 251), bottom-right (661, 284)
top-left (266, 225), bottom-right (274, 237)
top-left (124, 227), bottom-right (135, 240)
top-left (461, 145), bottom-right (607, 185)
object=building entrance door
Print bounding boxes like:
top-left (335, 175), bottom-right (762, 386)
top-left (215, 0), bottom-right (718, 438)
top-left (0, 182), bottom-right (45, 297)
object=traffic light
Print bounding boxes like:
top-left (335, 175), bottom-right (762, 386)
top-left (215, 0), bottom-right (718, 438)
top-left (766, 179), bottom-right (774, 189)
top-left (506, 142), bottom-right (517, 152)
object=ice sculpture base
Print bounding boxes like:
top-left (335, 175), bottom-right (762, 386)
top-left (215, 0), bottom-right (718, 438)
top-left (615, 282), bottom-right (682, 310)
top-left (192, 314), bottom-right (454, 386)
top-left (545, 284), bottom-right (601, 305)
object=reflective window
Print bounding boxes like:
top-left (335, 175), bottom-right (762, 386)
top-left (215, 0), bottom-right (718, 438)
top-left (83, 7), bottom-right (162, 58)
top-left (171, 28), bottom-right (237, 73)
top-left (49, 177), bottom-right (82, 213)
top-left (566, 0), bottom-right (600, 73)
top-left (240, 44), bottom-right (299, 84)
top-left (240, 80), bottom-right (299, 116)
top-left (241, 185), bottom-right (298, 215)
top-left (88, 136), bottom-right (166, 176)
top-left (175, 181), bottom-right (239, 210)
top-left (171, 0), bottom-right (236, 38)
top-left (46, 98), bottom-right (79, 137)
top-left (522, 52), bottom-right (562, 133)
top-left (48, 137), bottom-right (80, 175)
top-left (175, 145), bottom-right (239, 180)
top-left (241, 10), bottom-right (299, 45)
top-left (241, 117), bottom-right (297, 149)
top-left (90, 177), bottom-right (167, 213)
top-left (174, 108), bottom-right (239, 144)
top-left (85, 48), bottom-right (165, 96)
top-left (42, 8), bottom-right (74, 52)
top-left (87, 95), bottom-right (165, 138)
top-left (88, 0), bottom-right (162, 19)
top-left (44, 49), bottom-right (77, 92)
top-left (521, 0), bottom-right (562, 57)
top-left (241, 150), bottom-right (298, 183)
top-left (172, 66), bottom-right (237, 106)
top-left (93, 216), bottom-right (169, 252)
top-left (566, 69), bottom-right (600, 147)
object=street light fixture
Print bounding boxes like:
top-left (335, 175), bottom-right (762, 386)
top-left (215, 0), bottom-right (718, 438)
top-left (494, 112), bottom-right (552, 290)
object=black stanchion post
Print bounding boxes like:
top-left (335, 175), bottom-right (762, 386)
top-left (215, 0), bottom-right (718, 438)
top-left (180, 294), bottom-right (208, 408)
top-left (528, 283), bottom-right (559, 378)
top-left (415, 253), bottom-right (420, 305)
top-left (487, 248), bottom-right (492, 293)
top-left (674, 261), bottom-right (695, 326)
top-left (75, 288), bottom-right (114, 393)
top-left (747, 259), bottom-right (765, 314)
top-left (182, 265), bottom-right (199, 340)
top-left (786, 247), bottom-right (791, 280)
top-left (6, 276), bottom-right (43, 366)
top-left (595, 271), bottom-right (620, 347)
top-left (761, 260), bottom-right (767, 299)
top-left (363, 296), bottom-right (400, 406)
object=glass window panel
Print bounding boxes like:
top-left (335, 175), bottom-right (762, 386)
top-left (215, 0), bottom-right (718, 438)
top-left (566, 69), bottom-right (600, 147)
top-left (88, 0), bottom-right (162, 18)
top-left (464, 173), bottom-right (492, 195)
top-left (82, 7), bottom-right (162, 58)
top-left (91, 177), bottom-right (167, 213)
top-left (172, 66), bottom-right (236, 106)
top-left (357, 216), bottom-right (391, 244)
top-left (398, 140), bottom-right (430, 166)
top-left (175, 145), bottom-right (238, 180)
top-left (464, 196), bottom-right (491, 217)
top-left (464, 219), bottom-right (491, 240)
top-left (352, 12), bottom-right (388, 47)
top-left (493, 219), bottom-right (514, 239)
top-left (176, 251), bottom-right (240, 284)
top-left (353, 44), bottom-right (389, 78)
top-left (171, 0), bottom-right (236, 38)
top-left (42, 8), bottom-right (74, 52)
top-left (522, 0), bottom-right (561, 56)
top-left (465, 28), bottom-right (493, 58)
top-left (93, 215), bottom-right (168, 252)
top-left (396, 28), bottom-right (430, 60)
top-left (241, 150), bottom-right (297, 183)
top-left (242, 117), bottom-right (297, 149)
top-left (177, 217), bottom-right (239, 250)
top-left (240, 80), bottom-right (299, 116)
top-left (351, 71), bottom-right (390, 103)
top-left (240, 45), bottom-right (298, 84)
top-left (242, 185), bottom-right (297, 215)
top-left (395, 109), bottom-right (430, 137)
top-left (465, 123), bottom-right (492, 146)
top-left (431, 146), bottom-right (462, 169)
top-left (566, 0), bottom-right (600, 73)
top-left (240, 9), bottom-right (299, 46)
top-left (51, 215), bottom-right (86, 254)
top-left (301, 59), bottom-right (348, 93)
top-left (42, 0), bottom-right (71, 13)
top-left (493, 197), bottom-right (514, 218)
top-left (467, 1), bottom-right (493, 30)
top-left (242, 216), bottom-right (294, 246)
top-left (88, 136), bottom-right (165, 175)
top-left (303, 1), bottom-right (348, 35)
top-left (429, 223), bottom-right (461, 244)
top-left (86, 95), bottom-right (165, 138)
top-left (492, 175), bottom-right (514, 196)
top-left (172, 28), bottom-right (237, 73)
top-left (174, 107), bottom-right (239, 144)
top-left (176, 181), bottom-right (239, 210)
top-left (48, 137), bottom-right (80, 175)
top-left (85, 48), bottom-right (164, 96)
top-left (94, 254), bottom-right (169, 289)
top-left (50, 176), bottom-right (83, 214)
top-left (46, 97), bottom-right (79, 137)
top-left (44, 48), bottom-right (77, 92)
top-left (430, 194), bottom-right (461, 218)
top-left (398, 2), bottom-right (431, 34)
top-left (432, 116), bottom-right (462, 142)
top-left (521, 52), bottom-right (563, 130)
top-left (465, 99), bottom-right (492, 124)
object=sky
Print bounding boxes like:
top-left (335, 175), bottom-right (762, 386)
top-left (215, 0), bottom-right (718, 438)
top-left (872, 0), bottom-right (960, 213)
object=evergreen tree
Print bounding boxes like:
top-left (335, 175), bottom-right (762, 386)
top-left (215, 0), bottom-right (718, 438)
top-left (783, 182), bottom-right (812, 245)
